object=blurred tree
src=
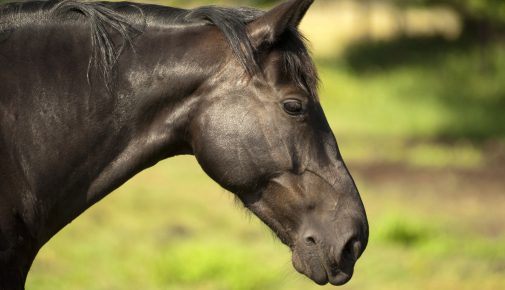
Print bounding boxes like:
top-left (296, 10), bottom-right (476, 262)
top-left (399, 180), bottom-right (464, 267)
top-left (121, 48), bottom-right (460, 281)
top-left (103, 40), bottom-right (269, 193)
top-left (394, 0), bottom-right (505, 29)
top-left (250, 0), bottom-right (278, 6)
top-left (391, 0), bottom-right (505, 72)
top-left (442, 0), bottom-right (504, 25)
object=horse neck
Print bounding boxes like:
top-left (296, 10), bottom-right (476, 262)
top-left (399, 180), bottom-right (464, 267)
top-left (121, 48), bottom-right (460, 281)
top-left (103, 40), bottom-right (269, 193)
top-left (80, 23), bottom-right (233, 189)
top-left (0, 5), bottom-right (236, 283)
top-left (116, 24), bottom-right (229, 148)
top-left (32, 23), bottom-right (229, 245)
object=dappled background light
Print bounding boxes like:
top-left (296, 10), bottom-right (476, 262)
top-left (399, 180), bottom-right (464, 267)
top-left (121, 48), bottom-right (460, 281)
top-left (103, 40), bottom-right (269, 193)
top-left (7, 0), bottom-right (503, 289)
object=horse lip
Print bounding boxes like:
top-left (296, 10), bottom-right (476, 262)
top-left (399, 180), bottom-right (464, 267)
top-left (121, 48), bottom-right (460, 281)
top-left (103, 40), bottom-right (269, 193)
top-left (327, 269), bottom-right (352, 286)
top-left (320, 259), bottom-right (353, 286)
top-left (292, 246), bottom-right (354, 286)
top-left (303, 265), bottom-right (329, 285)
top-left (312, 273), bottom-right (329, 285)
top-left (292, 249), bottom-right (327, 285)
top-left (319, 253), bottom-right (353, 286)
top-left (302, 263), bottom-right (352, 286)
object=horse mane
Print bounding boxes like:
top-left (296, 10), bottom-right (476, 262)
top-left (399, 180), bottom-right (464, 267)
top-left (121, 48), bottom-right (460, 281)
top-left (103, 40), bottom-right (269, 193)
top-left (0, 0), bottom-right (318, 97)
top-left (54, 1), bottom-right (140, 86)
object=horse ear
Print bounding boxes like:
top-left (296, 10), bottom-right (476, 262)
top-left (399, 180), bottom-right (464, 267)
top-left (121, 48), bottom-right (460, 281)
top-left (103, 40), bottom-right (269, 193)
top-left (247, 0), bottom-right (314, 48)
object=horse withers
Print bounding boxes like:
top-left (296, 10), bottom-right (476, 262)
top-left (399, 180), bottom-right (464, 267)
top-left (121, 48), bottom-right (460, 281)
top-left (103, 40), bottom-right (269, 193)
top-left (0, 0), bottom-right (368, 288)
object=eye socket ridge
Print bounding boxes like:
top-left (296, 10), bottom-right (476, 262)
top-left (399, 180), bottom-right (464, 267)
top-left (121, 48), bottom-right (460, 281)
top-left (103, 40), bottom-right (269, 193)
top-left (282, 99), bottom-right (304, 116)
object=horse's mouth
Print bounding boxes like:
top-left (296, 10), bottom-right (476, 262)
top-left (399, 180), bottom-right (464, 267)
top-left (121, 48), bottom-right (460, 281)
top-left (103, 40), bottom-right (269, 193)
top-left (291, 247), bottom-right (354, 286)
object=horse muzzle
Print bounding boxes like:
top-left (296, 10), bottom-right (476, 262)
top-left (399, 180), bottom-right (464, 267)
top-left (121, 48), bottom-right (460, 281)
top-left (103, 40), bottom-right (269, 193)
top-left (291, 216), bottom-right (367, 286)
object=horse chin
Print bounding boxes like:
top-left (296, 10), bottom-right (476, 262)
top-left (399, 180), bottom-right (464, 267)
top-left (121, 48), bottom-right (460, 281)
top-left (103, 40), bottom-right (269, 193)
top-left (291, 247), bottom-right (353, 286)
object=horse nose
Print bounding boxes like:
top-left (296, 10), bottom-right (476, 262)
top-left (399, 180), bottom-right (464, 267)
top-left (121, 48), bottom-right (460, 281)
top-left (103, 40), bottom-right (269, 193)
top-left (302, 217), bottom-right (367, 253)
top-left (301, 218), bottom-right (367, 254)
top-left (300, 218), bottom-right (367, 280)
top-left (340, 235), bottom-right (364, 264)
top-left (337, 217), bottom-right (368, 262)
top-left (328, 220), bottom-right (368, 282)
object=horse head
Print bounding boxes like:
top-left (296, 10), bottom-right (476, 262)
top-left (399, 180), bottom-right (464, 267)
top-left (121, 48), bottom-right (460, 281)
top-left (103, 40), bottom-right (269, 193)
top-left (189, 0), bottom-right (368, 285)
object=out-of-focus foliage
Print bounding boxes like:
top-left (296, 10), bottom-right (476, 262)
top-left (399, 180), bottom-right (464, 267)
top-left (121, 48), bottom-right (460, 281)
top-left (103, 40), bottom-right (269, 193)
top-left (393, 0), bottom-right (505, 25)
top-left (250, 0), bottom-right (505, 23)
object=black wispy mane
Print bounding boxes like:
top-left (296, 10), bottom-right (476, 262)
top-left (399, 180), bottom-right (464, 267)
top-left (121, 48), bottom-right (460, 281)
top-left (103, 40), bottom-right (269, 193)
top-left (0, 0), bottom-right (318, 96)
top-left (53, 1), bottom-right (140, 87)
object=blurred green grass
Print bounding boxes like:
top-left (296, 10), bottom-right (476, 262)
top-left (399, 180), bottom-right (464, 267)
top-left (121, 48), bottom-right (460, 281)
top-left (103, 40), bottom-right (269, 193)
top-left (319, 39), bottom-right (505, 142)
top-left (26, 156), bottom-right (505, 290)
top-left (23, 0), bottom-right (505, 289)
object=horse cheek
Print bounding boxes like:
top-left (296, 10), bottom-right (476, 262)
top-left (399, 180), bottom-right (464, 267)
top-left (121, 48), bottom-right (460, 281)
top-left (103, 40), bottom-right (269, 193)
top-left (191, 102), bottom-right (269, 193)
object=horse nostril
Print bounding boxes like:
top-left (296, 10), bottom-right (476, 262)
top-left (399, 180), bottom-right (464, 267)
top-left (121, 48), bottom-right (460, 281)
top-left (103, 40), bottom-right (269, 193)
top-left (304, 234), bottom-right (317, 245)
top-left (343, 237), bottom-right (362, 262)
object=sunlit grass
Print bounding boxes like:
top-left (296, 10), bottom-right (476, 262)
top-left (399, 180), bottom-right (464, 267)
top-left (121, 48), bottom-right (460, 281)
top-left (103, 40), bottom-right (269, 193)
top-left (317, 43), bottom-right (505, 142)
top-left (27, 156), bottom-right (505, 290)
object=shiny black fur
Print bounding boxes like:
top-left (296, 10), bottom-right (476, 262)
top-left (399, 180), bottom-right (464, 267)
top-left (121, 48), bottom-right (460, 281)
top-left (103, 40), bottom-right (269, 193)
top-left (0, 1), bottom-right (368, 288)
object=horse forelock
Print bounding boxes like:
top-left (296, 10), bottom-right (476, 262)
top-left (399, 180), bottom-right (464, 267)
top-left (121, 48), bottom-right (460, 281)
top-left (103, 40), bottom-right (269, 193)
top-left (186, 5), bottom-right (319, 99)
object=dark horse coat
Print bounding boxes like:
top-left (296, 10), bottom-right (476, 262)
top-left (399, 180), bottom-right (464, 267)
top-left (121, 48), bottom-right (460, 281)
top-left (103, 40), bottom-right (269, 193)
top-left (0, 0), bottom-right (368, 288)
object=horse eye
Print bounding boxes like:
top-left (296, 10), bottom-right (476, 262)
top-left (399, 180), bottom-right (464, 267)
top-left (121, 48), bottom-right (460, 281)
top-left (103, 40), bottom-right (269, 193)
top-left (283, 99), bottom-right (303, 115)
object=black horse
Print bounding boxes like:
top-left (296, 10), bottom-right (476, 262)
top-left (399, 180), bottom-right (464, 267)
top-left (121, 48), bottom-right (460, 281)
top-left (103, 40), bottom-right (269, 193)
top-left (0, 0), bottom-right (368, 288)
